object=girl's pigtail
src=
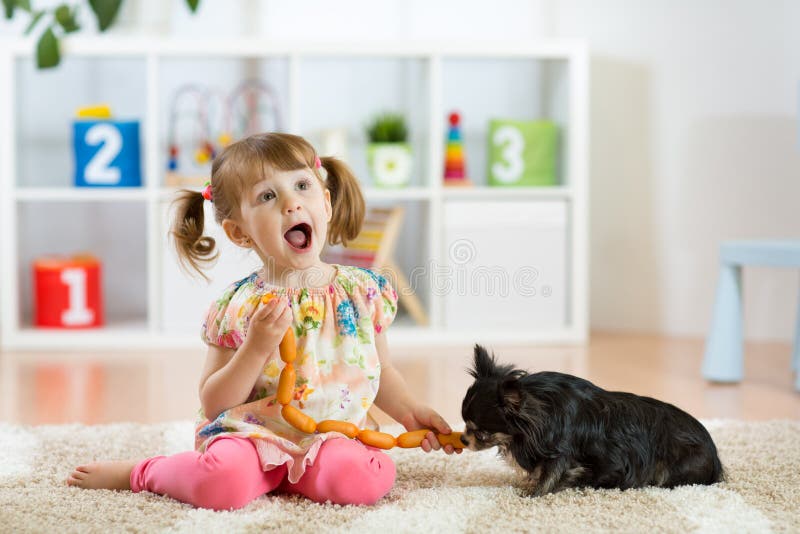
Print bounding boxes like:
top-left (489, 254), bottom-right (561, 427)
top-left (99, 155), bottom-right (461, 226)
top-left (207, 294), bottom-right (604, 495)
top-left (171, 189), bottom-right (218, 280)
top-left (321, 156), bottom-right (365, 246)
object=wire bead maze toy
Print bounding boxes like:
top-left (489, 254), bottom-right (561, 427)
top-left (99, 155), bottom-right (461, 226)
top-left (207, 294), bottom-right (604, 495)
top-left (165, 84), bottom-right (218, 176)
top-left (217, 78), bottom-right (284, 149)
top-left (262, 294), bottom-right (465, 450)
top-left (164, 79), bottom-right (284, 186)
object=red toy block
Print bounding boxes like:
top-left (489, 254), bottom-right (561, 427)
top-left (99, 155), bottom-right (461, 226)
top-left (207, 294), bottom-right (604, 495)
top-left (33, 255), bottom-right (104, 329)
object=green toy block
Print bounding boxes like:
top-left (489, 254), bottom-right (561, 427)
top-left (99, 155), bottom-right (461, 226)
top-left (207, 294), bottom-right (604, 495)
top-left (487, 119), bottom-right (558, 186)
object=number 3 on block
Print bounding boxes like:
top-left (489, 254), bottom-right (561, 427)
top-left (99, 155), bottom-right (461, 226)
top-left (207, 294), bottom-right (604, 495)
top-left (488, 119), bottom-right (558, 187)
top-left (491, 125), bottom-right (525, 184)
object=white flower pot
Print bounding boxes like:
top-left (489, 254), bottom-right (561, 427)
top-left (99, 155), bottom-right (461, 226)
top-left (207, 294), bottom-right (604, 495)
top-left (367, 143), bottom-right (412, 188)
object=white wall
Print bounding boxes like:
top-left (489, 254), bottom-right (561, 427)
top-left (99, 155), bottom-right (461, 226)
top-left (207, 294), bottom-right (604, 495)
top-left (3, 0), bottom-right (798, 340)
top-left (550, 1), bottom-right (800, 340)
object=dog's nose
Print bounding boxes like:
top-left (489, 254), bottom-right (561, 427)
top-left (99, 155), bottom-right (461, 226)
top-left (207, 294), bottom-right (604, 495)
top-left (460, 434), bottom-right (468, 446)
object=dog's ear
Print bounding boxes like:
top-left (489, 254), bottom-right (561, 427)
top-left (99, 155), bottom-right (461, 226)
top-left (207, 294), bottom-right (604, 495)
top-left (500, 377), bottom-right (523, 412)
top-left (469, 344), bottom-right (497, 378)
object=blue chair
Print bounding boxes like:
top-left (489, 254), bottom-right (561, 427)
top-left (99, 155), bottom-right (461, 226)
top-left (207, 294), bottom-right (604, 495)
top-left (702, 240), bottom-right (800, 391)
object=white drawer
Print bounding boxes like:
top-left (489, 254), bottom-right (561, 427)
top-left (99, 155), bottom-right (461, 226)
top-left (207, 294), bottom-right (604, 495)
top-left (443, 200), bottom-right (568, 330)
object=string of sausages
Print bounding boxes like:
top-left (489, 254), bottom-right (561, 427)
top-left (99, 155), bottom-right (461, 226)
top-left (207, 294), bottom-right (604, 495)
top-left (264, 294), bottom-right (464, 450)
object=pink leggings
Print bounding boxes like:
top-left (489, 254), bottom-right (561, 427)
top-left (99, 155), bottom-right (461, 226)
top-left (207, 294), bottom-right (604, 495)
top-left (130, 437), bottom-right (395, 510)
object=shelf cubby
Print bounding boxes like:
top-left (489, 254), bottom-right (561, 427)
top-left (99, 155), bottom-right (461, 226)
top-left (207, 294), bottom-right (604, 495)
top-left (14, 55), bottom-right (148, 189)
top-left (14, 200), bottom-right (149, 332)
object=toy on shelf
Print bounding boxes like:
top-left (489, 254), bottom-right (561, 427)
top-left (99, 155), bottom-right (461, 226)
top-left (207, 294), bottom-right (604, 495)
top-left (73, 104), bottom-right (141, 188)
top-left (33, 254), bottom-right (103, 329)
top-left (164, 79), bottom-right (284, 188)
top-left (318, 127), bottom-right (350, 162)
top-left (366, 112), bottom-right (413, 188)
top-left (488, 118), bottom-right (558, 187)
top-left (164, 84), bottom-right (216, 187)
top-left (223, 78), bottom-right (284, 143)
top-left (76, 104), bottom-right (112, 119)
top-left (262, 294), bottom-right (462, 449)
top-left (443, 111), bottom-right (472, 187)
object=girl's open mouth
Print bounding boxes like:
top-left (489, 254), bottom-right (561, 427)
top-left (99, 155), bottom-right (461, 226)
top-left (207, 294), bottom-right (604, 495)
top-left (284, 223), bottom-right (313, 251)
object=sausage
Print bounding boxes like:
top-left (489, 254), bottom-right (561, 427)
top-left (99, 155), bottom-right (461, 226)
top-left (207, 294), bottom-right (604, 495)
top-left (279, 328), bottom-right (296, 364)
top-left (317, 420), bottom-right (360, 439)
top-left (281, 404), bottom-right (317, 434)
top-left (276, 364), bottom-right (295, 405)
top-left (357, 429), bottom-right (397, 450)
top-left (260, 295), bottom-right (296, 364)
top-left (396, 429), bottom-right (432, 448)
top-left (436, 432), bottom-right (465, 449)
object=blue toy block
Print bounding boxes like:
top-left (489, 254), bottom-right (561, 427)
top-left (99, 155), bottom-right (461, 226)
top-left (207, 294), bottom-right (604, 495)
top-left (73, 120), bottom-right (142, 187)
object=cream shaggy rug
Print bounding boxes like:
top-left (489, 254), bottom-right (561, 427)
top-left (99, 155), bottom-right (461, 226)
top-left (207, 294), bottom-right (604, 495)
top-left (0, 420), bottom-right (798, 533)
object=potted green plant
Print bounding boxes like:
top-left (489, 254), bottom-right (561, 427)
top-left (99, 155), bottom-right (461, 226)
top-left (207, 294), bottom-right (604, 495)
top-left (366, 112), bottom-right (412, 188)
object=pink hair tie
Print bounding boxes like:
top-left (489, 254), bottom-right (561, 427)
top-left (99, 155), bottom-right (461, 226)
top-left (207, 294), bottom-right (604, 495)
top-left (201, 181), bottom-right (213, 202)
top-left (314, 156), bottom-right (321, 169)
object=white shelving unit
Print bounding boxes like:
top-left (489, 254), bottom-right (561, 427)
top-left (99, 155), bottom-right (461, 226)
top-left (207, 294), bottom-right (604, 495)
top-left (0, 37), bottom-right (589, 350)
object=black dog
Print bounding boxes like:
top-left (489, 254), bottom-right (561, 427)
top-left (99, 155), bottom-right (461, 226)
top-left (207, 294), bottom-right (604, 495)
top-left (461, 345), bottom-right (723, 496)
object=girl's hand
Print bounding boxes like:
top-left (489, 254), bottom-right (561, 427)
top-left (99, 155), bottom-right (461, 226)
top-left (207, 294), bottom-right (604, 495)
top-left (244, 297), bottom-right (293, 355)
top-left (400, 404), bottom-right (462, 455)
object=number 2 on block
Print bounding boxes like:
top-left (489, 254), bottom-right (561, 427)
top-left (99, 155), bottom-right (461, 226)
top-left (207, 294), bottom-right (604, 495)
top-left (84, 123), bottom-right (122, 185)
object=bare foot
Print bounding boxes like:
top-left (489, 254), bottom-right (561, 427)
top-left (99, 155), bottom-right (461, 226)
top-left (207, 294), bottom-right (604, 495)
top-left (66, 460), bottom-right (139, 490)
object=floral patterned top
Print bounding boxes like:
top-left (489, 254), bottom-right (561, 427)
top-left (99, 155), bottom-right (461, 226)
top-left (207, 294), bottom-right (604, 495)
top-left (196, 264), bottom-right (398, 483)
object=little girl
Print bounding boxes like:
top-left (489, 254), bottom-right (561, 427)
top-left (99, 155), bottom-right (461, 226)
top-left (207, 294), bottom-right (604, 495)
top-left (67, 132), bottom-right (460, 510)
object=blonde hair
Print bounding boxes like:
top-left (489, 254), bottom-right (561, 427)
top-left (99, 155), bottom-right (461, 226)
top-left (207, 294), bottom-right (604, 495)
top-left (171, 132), bottom-right (365, 279)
